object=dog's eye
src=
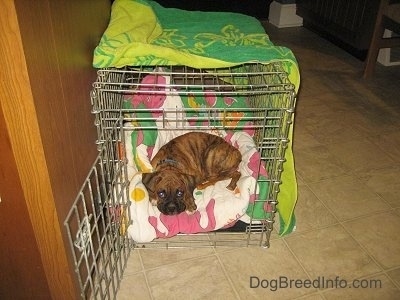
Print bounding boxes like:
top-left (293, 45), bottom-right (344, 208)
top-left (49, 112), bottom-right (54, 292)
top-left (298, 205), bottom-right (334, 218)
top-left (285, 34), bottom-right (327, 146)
top-left (176, 190), bottom-right (184, 197)
top-left (157, 190), bottom-right (167, 198)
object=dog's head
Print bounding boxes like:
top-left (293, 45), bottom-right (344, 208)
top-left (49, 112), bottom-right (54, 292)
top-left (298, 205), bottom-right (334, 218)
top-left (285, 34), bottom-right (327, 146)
top-left (142, 169), bottom-right (197, 215)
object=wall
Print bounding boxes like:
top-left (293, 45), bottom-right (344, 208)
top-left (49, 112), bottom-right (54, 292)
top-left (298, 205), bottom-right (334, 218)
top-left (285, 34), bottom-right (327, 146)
top-left (0, 0), bottom-right (111, 298)
top-left (297, 0), bottom-right (380, 59)
top-left (14, 0), bottom-right (111, 219)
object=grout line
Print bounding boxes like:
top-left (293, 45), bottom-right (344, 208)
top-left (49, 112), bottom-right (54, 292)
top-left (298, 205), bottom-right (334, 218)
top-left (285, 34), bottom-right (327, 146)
top-left (280, 237), bottom-right (314, 280)
top-left (136, 249), bottom-right (217, 273)
top-left (279, 237), bottom-right (330, 299)
top-left (301, 180), bottom-right (342, 223)
top-left (357, 270), bottom-right (400, 291)
top-left (282, 233), bottom-right (393, 297)
top-left (291, 291), bottom-right (327, 300)
top-left (299, 180), bottom-right (399, 280)
top-left (137, 250), bottom-right (155, 300)
top-left (384, 266), bottom-right (400, 290)
top-left (302, 173), bottom-right (397, 225)
top-left (214, 251), bottom-right (242, 300)
top-left (338, 214), bottom-right (396, 272)
top-left (286, 221), bottom-right (341, 237)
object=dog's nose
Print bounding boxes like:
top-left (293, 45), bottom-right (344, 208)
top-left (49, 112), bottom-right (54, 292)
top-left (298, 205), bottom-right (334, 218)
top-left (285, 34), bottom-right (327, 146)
top-left (165, 202), bottom-right (177, 214)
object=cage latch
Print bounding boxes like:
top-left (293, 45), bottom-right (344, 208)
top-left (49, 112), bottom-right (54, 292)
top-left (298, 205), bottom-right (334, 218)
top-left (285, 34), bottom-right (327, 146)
top-left (74, 215), bottom-right (92, 252)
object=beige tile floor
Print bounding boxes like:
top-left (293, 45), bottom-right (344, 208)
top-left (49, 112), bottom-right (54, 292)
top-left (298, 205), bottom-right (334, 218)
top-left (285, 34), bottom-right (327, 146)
top-left (117, 24), bottom-right (400, 299)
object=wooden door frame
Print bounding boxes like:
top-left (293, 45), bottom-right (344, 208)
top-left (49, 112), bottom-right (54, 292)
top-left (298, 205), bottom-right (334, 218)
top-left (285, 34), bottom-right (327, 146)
top-left (0, 1), bottom-right (76, 298)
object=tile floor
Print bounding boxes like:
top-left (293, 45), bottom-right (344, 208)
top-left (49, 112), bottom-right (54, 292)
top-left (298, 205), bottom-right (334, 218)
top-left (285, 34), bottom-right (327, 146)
top-left (116, 23), bottom-right (400, 299)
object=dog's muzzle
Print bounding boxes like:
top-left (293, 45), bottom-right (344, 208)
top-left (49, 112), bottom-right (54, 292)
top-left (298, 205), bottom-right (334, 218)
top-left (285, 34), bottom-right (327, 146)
top-left (158, 201), bottom-right (186, 215)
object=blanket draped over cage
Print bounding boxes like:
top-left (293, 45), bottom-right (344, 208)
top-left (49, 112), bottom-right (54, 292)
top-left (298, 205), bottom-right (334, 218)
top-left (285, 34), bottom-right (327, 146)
top-left (93, 0), bottom-right (300, 240)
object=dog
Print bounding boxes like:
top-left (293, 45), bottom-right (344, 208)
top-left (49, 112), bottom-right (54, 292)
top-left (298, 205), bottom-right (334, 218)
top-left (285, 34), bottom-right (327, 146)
top-left (142, 132), bottom-right (242, 215)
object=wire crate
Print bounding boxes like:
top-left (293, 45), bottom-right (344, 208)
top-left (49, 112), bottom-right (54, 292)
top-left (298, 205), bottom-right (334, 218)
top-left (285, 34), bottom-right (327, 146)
top-left (65, 62), bottom-right (296, 298)
top-left (90, 62), bottom-right (296, 249)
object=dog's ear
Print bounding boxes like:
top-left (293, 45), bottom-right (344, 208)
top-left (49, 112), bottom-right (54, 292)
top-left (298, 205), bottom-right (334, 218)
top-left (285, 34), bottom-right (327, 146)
top-left (142, 172), bottom-right (161, 198)
top-left (183, 174), bottom-right (196, 193)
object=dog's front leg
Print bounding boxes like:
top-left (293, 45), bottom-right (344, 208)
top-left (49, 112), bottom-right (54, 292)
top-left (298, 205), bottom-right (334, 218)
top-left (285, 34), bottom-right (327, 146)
top-left (226, 170), bottom-right (241, 190)
top-left (185, 197), bottom-right (197, 214)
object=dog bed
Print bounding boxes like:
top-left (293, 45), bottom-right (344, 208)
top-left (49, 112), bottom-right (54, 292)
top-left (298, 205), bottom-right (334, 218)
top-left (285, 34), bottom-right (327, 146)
top-left (125, 73), bottom-right (270, 242)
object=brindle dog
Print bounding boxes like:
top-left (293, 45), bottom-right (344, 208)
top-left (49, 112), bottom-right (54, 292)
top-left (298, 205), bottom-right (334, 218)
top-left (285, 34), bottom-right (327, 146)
top-left (142, 132), bottom-right (242, 215)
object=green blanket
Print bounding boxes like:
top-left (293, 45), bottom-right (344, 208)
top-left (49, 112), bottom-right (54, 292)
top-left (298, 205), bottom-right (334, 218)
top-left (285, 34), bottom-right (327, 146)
top-left (93, 0), bottom-right (299, 88)
top-left (93, 0), bottom-right (299, 236)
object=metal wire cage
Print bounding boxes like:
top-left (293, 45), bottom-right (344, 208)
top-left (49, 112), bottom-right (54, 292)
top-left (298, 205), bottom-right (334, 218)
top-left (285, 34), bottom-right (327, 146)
top-left (64, 125), bottom-right (130, 300)
top-left (92, 62), bottom-right (296, 249)
top-left (65, 62), bottom-right (296, 299)
top-left (91, 63), bottom-right (296, 145)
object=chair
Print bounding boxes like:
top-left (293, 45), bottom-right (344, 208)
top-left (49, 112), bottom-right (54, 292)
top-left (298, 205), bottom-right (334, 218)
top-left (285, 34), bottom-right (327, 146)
top-left (363, 0), bottom-right (400, 78)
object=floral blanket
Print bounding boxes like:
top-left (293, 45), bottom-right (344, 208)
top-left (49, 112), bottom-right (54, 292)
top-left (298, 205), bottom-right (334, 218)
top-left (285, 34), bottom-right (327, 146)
top-left (125, 73), bottom-right (270, 242)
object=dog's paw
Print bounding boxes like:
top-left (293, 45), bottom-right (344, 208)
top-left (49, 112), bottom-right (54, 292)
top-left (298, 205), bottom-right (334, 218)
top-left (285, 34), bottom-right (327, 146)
top-left (226, 184), bottom-right (236, 191)
top-left (196, 182), bottom-right (208, 190)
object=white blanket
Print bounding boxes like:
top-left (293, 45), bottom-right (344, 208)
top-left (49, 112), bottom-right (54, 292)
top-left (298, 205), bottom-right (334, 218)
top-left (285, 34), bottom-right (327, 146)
top-left (127, 128), bottom-right (261, 243)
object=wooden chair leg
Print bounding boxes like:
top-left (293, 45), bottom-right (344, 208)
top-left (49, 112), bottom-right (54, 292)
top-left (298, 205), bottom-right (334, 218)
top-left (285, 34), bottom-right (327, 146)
top-left (363, 24), bottom-right (385, 79)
